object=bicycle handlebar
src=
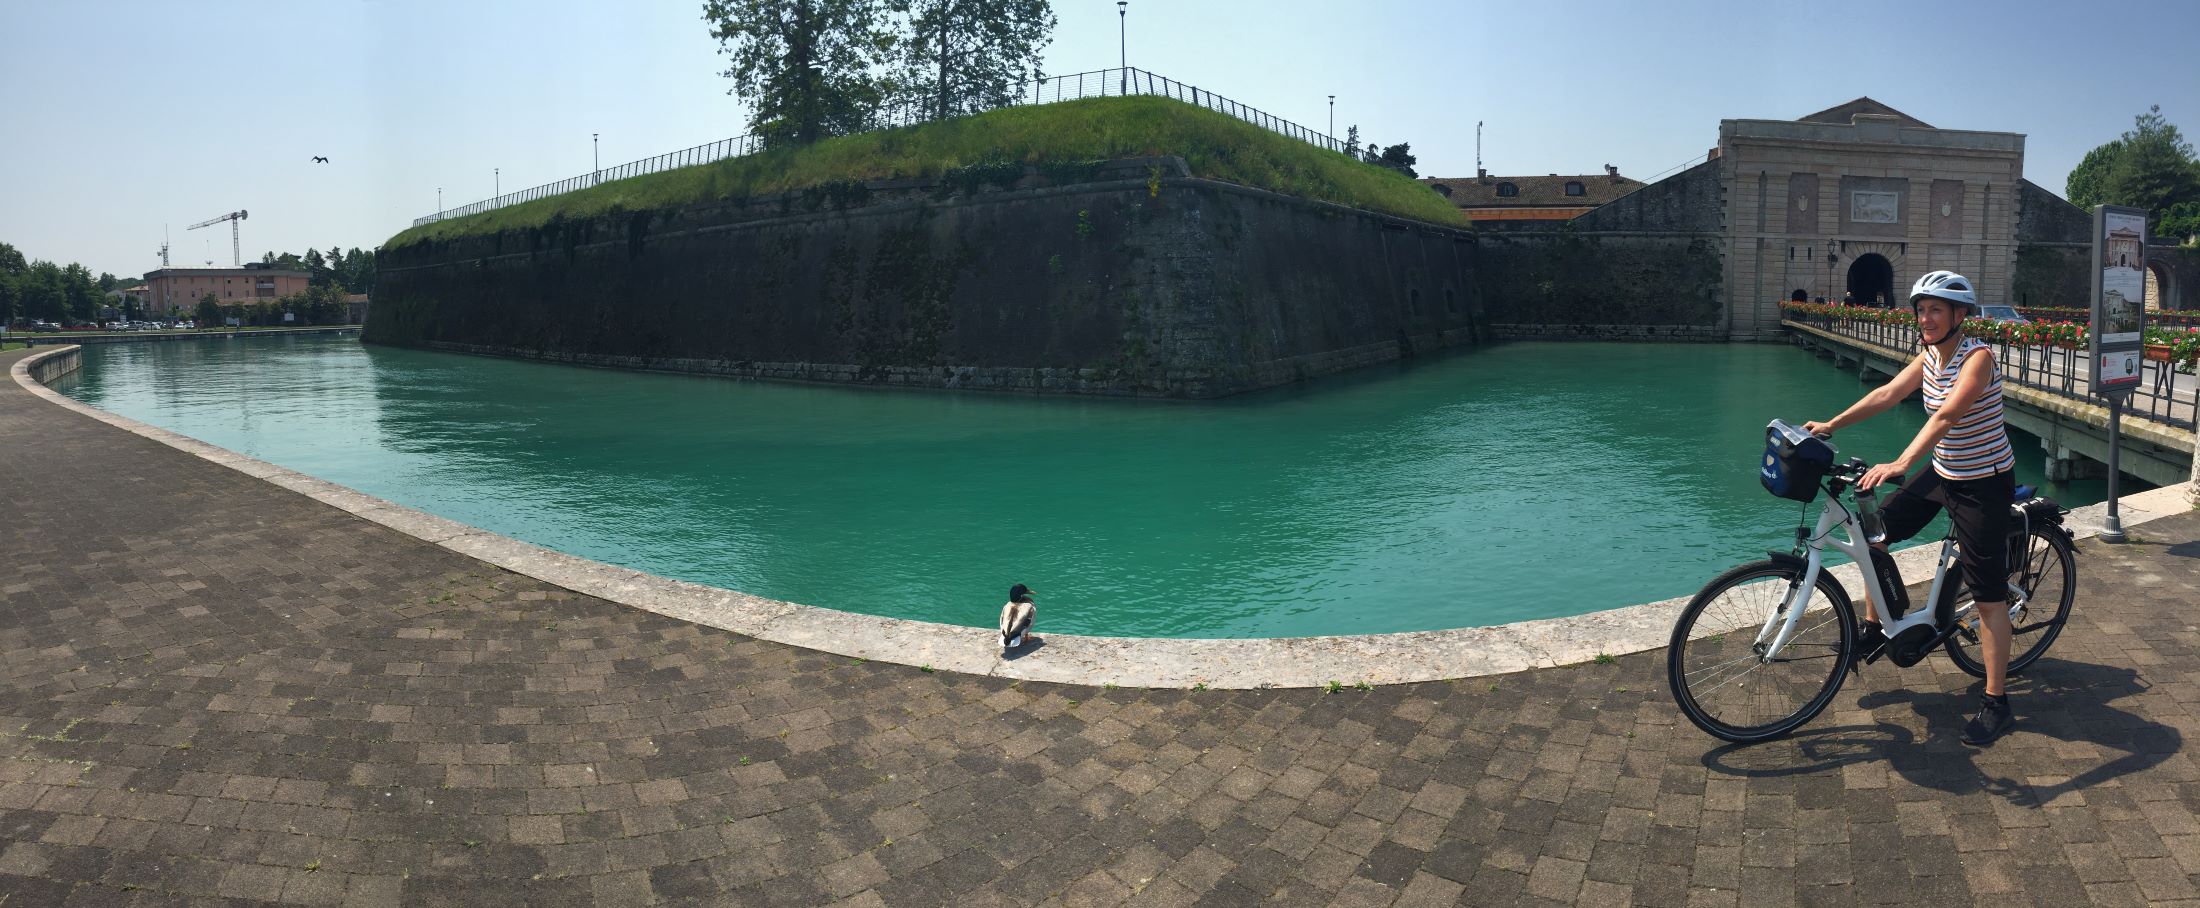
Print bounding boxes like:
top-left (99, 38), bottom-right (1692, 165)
top-left (1824, 457), bottom-right (1905, 494)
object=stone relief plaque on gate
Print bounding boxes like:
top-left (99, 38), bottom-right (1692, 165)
top-left (1850, 191), bottom-right (1900, 224)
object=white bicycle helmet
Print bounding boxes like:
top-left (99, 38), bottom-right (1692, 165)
top-left (1908, 270), bottom-right (1978, 312)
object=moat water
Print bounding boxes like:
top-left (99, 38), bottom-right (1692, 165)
top-left (57, 336), bottom-right (2119, 637)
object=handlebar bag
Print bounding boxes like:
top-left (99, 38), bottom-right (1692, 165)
top-left (1762, 423), bottom-right (1834, 503)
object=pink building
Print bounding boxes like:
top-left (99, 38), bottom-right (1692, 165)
top-left (143, 266), bottom-right (310, 316)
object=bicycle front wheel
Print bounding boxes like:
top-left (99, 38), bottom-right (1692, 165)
top-left (1669, 560), bottom-right (1856, 743)
top-left (1944, 526), bottom-right (2077, 678)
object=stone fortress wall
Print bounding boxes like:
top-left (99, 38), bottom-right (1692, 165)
top-left (372, 158), bottom-right (1486, 399)
top-left (372, 99), bottom-right (2198, 397)
top-left (1472, 159), bottom-right (1727, 332)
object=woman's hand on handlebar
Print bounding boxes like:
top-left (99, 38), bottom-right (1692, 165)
top-left (1858, 460), bottom-right (1909, 491)
top-left (1802, 419), bottom-right (1836, 438)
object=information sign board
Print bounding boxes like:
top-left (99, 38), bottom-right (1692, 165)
top-left (2089, 205), bottom-right (2148, 398)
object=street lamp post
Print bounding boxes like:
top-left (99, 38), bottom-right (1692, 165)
top-left (593, 133), bottom-right (600, 185)
top-left (437, 187), bottom-right (441, 214)
top-left (494, 168), bottom-right (500, 199)
top-left (1328, 95), bottom-right (1335, 138)
top-left (1117, 2), bottom-right (1127, 94)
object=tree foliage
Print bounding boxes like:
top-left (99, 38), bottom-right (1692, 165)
top-left (2160, 201), bottom-right (2200, 244)
top-left (2066, 139), bottom-right (2121, 210)
top-left (703, 0), bottom-right (1056, 144)
top-left (2106, 106), bottom-right (2200, 233)
top-left (1375, 142), bottom-right (1417, 179)
top-left (703, 0), bottom-right (896, 146)
top-left (889, 0), bottom-right (1054, 121)
top-left (2067, 106), bottom-right (2200, 236)
top-left (0, 242), bottom-right (23, 324)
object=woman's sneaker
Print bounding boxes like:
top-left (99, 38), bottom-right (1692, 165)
top-left (1851, 623), bottom-right (1888, 671)
top-left (1962, 694), bottom-right (2014, 746)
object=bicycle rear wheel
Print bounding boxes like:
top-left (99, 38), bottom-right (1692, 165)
top-left (1669, 560), bottom-right (1856, 743)
top-left (1945, 526), bottom-right (2076, 678)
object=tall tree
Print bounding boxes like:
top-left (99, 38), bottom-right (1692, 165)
top-left (304, 248), bottom-right (333, 288)
top-left (342, 248), bottom-right (377, 295)
top-left (703, 0), bottom-right (895, 146)
top-left (96, 272), bottom-right (117, 293)
top-left (2105, 106), bottom-right (2200, 233)
top-left (889, 0), bottom-right (1054, 122)
top-left (0, 243), bottom-right (23, 325)
top-left (1376, 142), bottom-right (1418, 178)
top-left (61, 263), bottom-right (97, 321)
top-left (21, 262), bottom-right (65, 321)
top-left (2066, 139), bottom-right (2122, 210)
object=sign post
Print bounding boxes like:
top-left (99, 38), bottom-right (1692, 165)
top-left (2088, 204), bottom-right (2149, 543)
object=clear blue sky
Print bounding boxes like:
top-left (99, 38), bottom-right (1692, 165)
top-left (4, 0), bottom-right (2196, 279)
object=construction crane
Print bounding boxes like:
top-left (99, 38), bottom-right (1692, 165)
top-left (187, 210), bottom-right (248, 267)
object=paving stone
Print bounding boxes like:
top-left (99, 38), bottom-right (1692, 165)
top-left (5, 346), bottom-right (2200, 905)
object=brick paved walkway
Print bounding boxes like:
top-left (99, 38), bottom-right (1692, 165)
top-left (4, 347), bottom-right (2200, 907)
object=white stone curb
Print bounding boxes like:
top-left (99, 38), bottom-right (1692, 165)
top-left (14, 345), bottom-right (2192, 689)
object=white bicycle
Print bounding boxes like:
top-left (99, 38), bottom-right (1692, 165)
top-left (1668, 421), bottom-right (2077, 743)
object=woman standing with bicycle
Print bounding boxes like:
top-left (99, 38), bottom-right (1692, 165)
top-left (1803, 270), bottom-right (2019, 746)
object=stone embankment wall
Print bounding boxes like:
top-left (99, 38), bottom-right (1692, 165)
top-left (1472, 160), bottom-right (1727, 329)
top-left (372, 158), bottom-right (1484, 399)
top-left (22, 346), bottom-right (80, 383)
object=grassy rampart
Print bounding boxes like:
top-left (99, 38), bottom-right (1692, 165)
top-left (386, 95), bottom-right (1463, 249)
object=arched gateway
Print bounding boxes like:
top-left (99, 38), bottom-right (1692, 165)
top-left (1847, 253), bottom-right (1895, 307)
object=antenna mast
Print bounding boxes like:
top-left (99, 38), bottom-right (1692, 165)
top-left (1476, 121), bottom-right (1483, 174)
top-left (158, 224), bottom-right (170, 268)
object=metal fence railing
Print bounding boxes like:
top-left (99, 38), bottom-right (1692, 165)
top-left (414, 67), bottom-right (1348, 227)
top-left (1784, 311), bottom-right (2197, 431)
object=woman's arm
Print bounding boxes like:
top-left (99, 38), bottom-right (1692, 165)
top-left (1804, 354), bottom-right (1927, 437)
top-left (1859, 349), bottom-right (1997, 489)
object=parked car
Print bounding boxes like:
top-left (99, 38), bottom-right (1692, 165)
top-left (1979, 305), bottom-right (2029, 324)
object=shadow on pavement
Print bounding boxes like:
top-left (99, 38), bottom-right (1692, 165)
top-left (1700, 659), bottom-right (2174, 805)
top-left (1002, 636), bottom-right (1047, 661)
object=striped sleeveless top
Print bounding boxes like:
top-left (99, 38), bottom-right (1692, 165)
top-left (1922, 337), bottom-right (2016, 480)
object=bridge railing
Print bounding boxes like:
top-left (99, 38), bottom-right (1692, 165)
top-left (1782, 308), bottom-right (2197, 431)
top-left (413, 67), bottom-right (1347, 227)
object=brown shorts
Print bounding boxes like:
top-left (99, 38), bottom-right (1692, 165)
top-left (1876, 468), bottom-right (2013, 603)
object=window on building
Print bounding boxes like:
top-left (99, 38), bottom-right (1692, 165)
top-left (1496, 182), bottom-right (1518, 197)
top-left (1564, 181), bottom-right (1585, 196)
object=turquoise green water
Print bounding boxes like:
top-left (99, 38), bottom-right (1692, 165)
top-left (58, 336), bottom-right (2118, 637)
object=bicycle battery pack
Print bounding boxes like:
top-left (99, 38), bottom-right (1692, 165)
top-left (1865, 546), bottom-right (1909, 621)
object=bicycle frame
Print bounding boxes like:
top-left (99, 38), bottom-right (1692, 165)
top-left (1753, 493), bottom-right (1964, 660)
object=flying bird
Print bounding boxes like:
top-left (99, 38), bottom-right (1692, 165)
top-left (999, 584), bottom-right (1036, 654)
top-left (311, 156), bottom-right (329, 163)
